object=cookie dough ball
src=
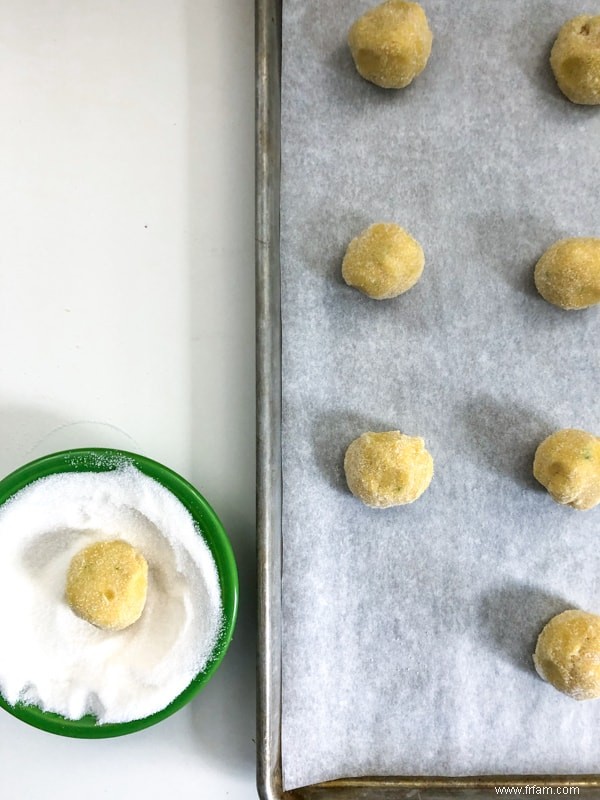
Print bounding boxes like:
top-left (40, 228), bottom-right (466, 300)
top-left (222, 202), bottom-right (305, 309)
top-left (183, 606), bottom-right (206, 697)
top-left (534, 238), bottom-right (600, 310)
top-left (66, 539), bottom-right (148, 631)
top-left (344, 430), bottom-right (433, 508)
top-left (534, 610), bottom-right (600, 700)
top-left (342, 223), bottom-right (424, 299)
top-left (550, 16), bottom-right (600, 105)
top-left (533, 429), bottom-right (600, 510)
top-left (348, 1), bottom-right (433, 89)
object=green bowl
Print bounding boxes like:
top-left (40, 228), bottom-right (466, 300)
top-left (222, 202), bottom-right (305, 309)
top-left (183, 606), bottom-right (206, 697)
top-left (0, 447), bottom-right (239, 738)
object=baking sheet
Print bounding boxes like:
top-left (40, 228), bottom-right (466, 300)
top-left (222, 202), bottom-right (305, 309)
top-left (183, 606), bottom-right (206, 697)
top-left (279, 0), bottom-right (600, 791)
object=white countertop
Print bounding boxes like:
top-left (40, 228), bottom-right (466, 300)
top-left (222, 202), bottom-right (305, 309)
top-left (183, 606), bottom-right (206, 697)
top-left (0, 1), bottom-right (256, 797)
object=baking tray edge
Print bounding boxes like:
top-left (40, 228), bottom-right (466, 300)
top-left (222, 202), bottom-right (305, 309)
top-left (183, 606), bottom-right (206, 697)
top-left (256, 0), bottom-right (283, 795)
top-left (254, 0), bottom-right (600, 796)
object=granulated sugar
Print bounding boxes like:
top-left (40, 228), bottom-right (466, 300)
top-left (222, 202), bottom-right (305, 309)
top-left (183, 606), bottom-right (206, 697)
top-left (0, 465), bottom-right (223, 723)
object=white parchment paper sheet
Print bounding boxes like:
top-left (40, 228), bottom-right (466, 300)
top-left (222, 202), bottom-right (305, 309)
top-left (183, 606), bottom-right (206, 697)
top-left (280, 0), bottom-right (600, 791)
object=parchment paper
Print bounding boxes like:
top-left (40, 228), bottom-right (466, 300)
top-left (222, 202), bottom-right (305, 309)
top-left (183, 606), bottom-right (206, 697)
top-left (280, 0), bottom-right (600, 790)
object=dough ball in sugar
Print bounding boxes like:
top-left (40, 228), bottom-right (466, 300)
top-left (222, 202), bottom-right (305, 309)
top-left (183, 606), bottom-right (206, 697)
top-left (534, 238), bottom-right (600, 310)
top-left (534, 610), bottom-right (600, 700)
top-left (533, 428), bottom-right (600, 511)
top-left (348, 0), bottom-right (433, 89)
top-left (550, 16), bottom-right (600, 105)
top-left (342, 222), bottom-right (424, 300)
top-left (66, 539), bottom-right (149, 631)
top-left (344, 430), bottom-right (434, 508)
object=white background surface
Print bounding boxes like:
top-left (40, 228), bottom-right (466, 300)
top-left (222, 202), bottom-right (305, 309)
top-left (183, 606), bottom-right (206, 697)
top-left (0, 1), bottom-right (256, 798)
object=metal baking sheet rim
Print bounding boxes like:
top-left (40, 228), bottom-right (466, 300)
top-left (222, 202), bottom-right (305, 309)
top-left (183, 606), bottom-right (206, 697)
top-left (255, 0), bottom-right (600, 796)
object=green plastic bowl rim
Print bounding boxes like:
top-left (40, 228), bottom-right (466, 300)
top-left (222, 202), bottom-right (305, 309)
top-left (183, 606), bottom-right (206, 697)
top-left (0, 447), bottom-right (239, 738)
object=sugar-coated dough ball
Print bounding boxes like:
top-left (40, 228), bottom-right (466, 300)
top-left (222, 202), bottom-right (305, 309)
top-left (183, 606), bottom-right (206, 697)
top-left (342, 223), bottom-right (424, 300)
top-left (348, 1), bottom-right (433, 89)
top-left (533, 429), bottom-right (600, 511)
top-left (550, 16), bottom-right (600, 105)
top-left (344, 430), bottom-right (433, 508)
top-left (66, 539), bottom-right (148, 631)
top-left (534, 238), bottom-right (600, 310)
top-left (534, 610), bottom-right (600, 700)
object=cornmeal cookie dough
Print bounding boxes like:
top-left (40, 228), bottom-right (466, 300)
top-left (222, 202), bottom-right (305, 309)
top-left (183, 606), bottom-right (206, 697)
top-left (348, 0), bottom-right (433, 89)
top-left (66, 539), bottom-right (149, 630)
top-left (534, 238), bottom-right (600, 310)
top-left (533, 429), bottom-right (600, 511)
top-left (344, 430), bottom-right (433, 508)
top-left (534, 610), bottom-right (600, 700)
top-left (550, 16), bottom-right (600, 105)
top-left (342, 222), bottom-right (424, 299)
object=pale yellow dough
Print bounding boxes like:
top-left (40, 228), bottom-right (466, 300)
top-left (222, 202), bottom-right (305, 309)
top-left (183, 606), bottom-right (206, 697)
top-left (66, 539), bottom-right (149, 631)
top-left (534, 238), bottom-right (600, 310)
top-left (344, 430), bottom-right (433, 508)
top-left (534, 610), bottom-right (600, 700)
top-left (550, 16), bottom-right (600, 105)
top-left (533, 429), bottom-right (600, 511)
top-left (342, 222), bottom-right (424, 300)
top-left (348, 0), bottom-right (433, 89)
